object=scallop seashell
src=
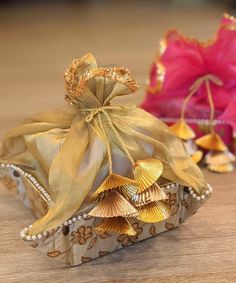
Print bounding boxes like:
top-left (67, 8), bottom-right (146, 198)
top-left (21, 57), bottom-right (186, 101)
top-left (88, 191), bottom-right (138, 218)
top-left (207, 163), bottom-right (234, 173)
top-left (95, 217), bottom-right (136, 236)
top-left (170, 119), bottom-right (196, 140)
top-left (137, 201), bottom-right (171, 223)
top-left (133, 158), bottom-right (163, 193)
top-left (196, 133), bottom-right (227, 151)
top-left (91, 173), bottom-right (136, 199)
top-left (205, 150), bottom-right (235, 165)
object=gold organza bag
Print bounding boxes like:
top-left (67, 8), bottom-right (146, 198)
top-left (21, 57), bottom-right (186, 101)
top-left (0, 54), bottom-right (212, 266)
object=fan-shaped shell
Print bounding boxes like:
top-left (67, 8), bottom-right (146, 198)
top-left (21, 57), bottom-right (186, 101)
top-left (137, 201), bottom-right (171, 223)
top-left (88, 191), bottom-right (138, 218)
top-left (95, 217), bottom-right (136, 236)
top-left (91, 173), bottom-right (136, 199)
top-left (132, 183), bottom-right (168, 207)
top-left (207, 163), bottom-right (234, 173)
top-left (191, 150), bottom-right (203, 163)
top-left (196, 133), bottom-right (227, 151)
top-left (205, 150), bottom-right (235, 165)
top-left (170, 119), bottom-right (196, 140)
top-left (133, 158), bottom-right (163, 193)
top-left (119, 184), bottom-right (137, 200)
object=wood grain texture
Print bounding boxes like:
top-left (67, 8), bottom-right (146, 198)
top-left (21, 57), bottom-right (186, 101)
top-left (0, 2), bottom-right (235, 283)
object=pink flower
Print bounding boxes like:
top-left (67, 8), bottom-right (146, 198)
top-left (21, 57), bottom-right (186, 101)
top-left (142, 13), bottom-right (236, 130)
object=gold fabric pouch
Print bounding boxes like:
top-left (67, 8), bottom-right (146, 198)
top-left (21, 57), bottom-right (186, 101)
top-left (0, 54), bottom-right (211, 265)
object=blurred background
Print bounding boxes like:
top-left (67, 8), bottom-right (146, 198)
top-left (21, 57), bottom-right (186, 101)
top-left (0, 0), bottom-right (235, 138)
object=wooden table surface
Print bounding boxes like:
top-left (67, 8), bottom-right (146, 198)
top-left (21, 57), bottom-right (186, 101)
top-left (0, 2), bottom-right (236, 283)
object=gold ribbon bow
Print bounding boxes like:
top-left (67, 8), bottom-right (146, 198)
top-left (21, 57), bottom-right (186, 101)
top-left (83, 105), bottom-right (135, 124)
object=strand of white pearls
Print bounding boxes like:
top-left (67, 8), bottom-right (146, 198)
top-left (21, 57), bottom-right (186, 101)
top-left (0, 163), bottom-right (51, 204)
top-left (189, 183), bottom-right (213, 201)
top-left (161, 117), bottom-right (226, 126)
top-left (20, 213), bottom-right (90, 242)
top-left (164, 183), bottom-right (178, 190)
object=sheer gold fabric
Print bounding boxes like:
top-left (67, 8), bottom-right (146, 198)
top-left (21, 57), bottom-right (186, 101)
top-left (0, 54), bottom-right (207, 235)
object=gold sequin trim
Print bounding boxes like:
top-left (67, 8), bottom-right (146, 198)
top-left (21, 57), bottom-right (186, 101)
top-left (65, 64), bottom-right (139, 96)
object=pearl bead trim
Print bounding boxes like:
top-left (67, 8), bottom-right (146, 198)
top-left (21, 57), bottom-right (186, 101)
top-left (19, 182), bottom-right (212, 242)
top-left (0, 163), bottom-right (52, 204)
top-left (21, 183), bottom-right (180, 242)
top-left (0, 163), bottom-right (212, 242)
top-left (161, 117), bottom-right (226, 126)
top-left (20, 213), bottom-right (90, 242)
top-left (188, 183), bottom-right (213, 201)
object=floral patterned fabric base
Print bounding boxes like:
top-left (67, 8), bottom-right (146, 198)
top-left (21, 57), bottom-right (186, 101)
top-left (0, 166), bottom-right (204, 266)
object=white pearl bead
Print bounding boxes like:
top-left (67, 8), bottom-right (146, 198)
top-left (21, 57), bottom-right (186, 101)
top-left (201, 195), bottom-right (205, 200)
top-left (192, 193), bottom-right (197, 199)
top-left (171, 183), bottom-right (175, 188)
top-left (77, 215), bottom-right (82, 221)
top-left (32, 235), bottom-right (37, 241)
top-left (24, 227), bottom-right (29, 232)
top-left (72, 217), bottom-right (77, 223)
top-left (64, 221), bottom-right (68, 226)
top-left (196, 196), bottom-right (201, 201)
top-left (166, 185), bottom-right (170, 189)
top-left (37, 234), bottom-right (43, 240)
top-left (68, 220), bottom-right (73, 225)
top-left (43, 231), bottom-right (48, 237)
top-left (206, 190), bottom-right (210, 195)
top-left (83, 214), bottom-right (87, 219)
top-left (26, 235), bottom-right (32, 241)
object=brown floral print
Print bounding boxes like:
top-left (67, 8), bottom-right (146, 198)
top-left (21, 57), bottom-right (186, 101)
top-left (165, 192), bottom-right (177, 207)
top-left (117, 222), bottom-right (143, 247)
top-left (71, 225), bottom-right (93, 245)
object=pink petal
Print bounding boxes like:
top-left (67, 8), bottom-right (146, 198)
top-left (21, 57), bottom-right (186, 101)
top-left (204, 27), bottom-right (236, 87)
top-left (218, 97), bottom-right (236, 130)
top-left (161, 30), bottom-right (205, 94)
